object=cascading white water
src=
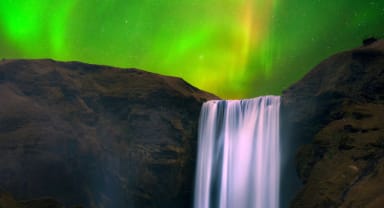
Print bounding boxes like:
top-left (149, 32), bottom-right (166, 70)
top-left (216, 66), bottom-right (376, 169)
top-left (194, 96), bottom-right (280, 208)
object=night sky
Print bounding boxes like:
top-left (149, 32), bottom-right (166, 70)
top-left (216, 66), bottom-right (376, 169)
top-left (1, 0), bottom-right (383, 98)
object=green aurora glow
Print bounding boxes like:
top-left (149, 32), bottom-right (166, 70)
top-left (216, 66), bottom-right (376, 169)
top-left (1, 0), bottom-right (383, 98)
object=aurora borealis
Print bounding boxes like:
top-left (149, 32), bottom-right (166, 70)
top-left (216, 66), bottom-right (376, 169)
top-left (1, 0), bottom-right (383, 98)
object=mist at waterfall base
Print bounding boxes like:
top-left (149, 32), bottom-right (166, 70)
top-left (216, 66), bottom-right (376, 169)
top-left (194, 96), bottom-right (280, 208)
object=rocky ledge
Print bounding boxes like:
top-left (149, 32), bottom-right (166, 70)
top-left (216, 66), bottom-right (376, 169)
top-left (0, 59), bottom-right (217, 208)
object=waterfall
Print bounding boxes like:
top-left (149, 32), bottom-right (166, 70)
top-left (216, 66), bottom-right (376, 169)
top-left (194, 96), bottom-right (280, 208)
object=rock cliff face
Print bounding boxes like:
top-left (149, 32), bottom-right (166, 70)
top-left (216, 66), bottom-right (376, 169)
top-left (0, 59), bottom-right (218, 208)
top-left (282, 40), bottom-right (384, 207)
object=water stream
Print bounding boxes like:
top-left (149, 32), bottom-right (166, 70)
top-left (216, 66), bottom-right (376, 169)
top-left (194, 96), bottom-right (280, 208)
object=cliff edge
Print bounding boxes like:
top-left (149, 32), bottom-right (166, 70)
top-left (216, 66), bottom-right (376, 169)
top-left (0, 59), bottom-right (218, 208)
top-left (282, 39), bottom-right (384, 207)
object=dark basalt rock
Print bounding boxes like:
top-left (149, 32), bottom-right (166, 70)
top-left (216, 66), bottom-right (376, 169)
top-left (0, 59), bottom-right (218, 208)
top-left (0, 191), bottom-right (65, 208)
top-left (282, 40), bottom-right (384, 207)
